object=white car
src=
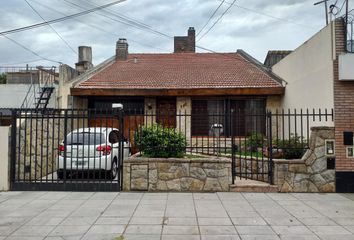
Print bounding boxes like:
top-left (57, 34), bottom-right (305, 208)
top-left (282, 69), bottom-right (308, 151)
top-left (57, 128), bottom-right (130, 180)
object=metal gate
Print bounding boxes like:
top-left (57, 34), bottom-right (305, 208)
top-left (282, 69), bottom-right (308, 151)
top-left (231, 109), bottom-right (334, 184)
top-left (10, 108), bottom-right (125, 191)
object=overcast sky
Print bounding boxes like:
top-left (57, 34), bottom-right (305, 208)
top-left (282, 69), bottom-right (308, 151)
top-left (0, 0), bottom-right (345, 68)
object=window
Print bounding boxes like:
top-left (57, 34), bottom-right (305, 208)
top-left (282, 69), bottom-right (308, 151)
top-left (89, 97), bottom-right (144, 115)
top-left (65, 132), bottom-right (105, 145)
top-left (191, 98), bottom-right (265, 137)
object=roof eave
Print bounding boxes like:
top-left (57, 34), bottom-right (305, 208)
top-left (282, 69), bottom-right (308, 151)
top-left (71, 87), bottom-right (285, 97)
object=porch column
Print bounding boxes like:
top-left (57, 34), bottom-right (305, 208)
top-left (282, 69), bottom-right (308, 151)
top-left (176, 97), bottom-right (191, 142)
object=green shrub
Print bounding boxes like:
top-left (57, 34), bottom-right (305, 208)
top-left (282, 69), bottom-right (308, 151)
top-left (244, 131), bottom-right (265, 152)
top-left (134, 124), bottom-right (187, 158)
top-left (274, 134), bottom-right (306, 159)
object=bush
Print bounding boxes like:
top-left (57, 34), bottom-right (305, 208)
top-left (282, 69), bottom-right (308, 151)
top-left (244, 131), bottom-right (265, 152)
top-left (134, 124), bottom-right (187, 158)
top-left (274, 134), bottom-right (306, 159)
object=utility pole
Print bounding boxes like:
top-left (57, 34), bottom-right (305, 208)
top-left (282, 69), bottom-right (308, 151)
top-left (314, 0), bottom-right (329, 25)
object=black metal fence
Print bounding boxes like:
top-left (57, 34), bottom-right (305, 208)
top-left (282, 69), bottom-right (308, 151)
top-left (10, 108), bottom-right (125, 191)
top-left (7, 108), bottom-right (334, 191)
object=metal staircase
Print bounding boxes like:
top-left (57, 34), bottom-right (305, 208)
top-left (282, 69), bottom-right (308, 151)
top-left (20, 66), bottom-right (56, 110)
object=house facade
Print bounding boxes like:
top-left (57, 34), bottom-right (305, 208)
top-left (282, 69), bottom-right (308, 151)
top-left (58, 28), bottom-right (285, 140)
top-left (270, 17), bottom-right (354, 192)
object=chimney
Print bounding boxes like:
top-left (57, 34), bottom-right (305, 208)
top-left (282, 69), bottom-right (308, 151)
top-left (116, 38), bottom-right (128, 61)
top-left (174, 27), bottom-right (196, 53)
top-left (75, 46), bottom-right (93, 74)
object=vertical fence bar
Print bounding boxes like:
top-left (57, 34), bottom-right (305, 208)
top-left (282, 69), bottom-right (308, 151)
top-left (267, 111), bottom-right (273, 184)
top-left (10, 110), bottom-right (17, 189)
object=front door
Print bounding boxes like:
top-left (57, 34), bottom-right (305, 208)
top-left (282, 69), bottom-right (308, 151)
top-left (156, 97), bottom-right (176, 128)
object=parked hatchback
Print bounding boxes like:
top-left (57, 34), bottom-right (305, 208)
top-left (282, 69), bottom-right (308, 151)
top-left (57, 128), bottom-right (130, 180)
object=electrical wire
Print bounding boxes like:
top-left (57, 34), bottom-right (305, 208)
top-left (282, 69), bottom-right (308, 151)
top-left (24, 0), bottom-right (77, 55)
top-left (197, 0), bottom-right (225, 37)
top-left (30, 0), bottom-right (168, 52)
top-left (197, 0), bottom-right (237, 41)
top-left (219, 0), bottom-right (316, 30)
top-left (0, 0), bottom-right (126, 36)
top-left (1, 34), bottom-right (61, 64)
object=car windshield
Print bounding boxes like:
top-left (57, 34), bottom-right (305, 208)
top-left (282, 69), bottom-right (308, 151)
top-left (65, 132), bottom-right (105, 145)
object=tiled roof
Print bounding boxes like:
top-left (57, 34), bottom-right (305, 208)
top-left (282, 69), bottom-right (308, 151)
top-left (75, 52), bottom-right (283, 90)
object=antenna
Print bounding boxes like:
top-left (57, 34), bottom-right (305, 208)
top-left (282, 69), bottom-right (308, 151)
top-left (314, 0), bottom-right (329, 25)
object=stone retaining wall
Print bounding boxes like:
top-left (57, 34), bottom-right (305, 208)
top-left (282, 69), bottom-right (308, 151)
top-left (123, 156), bottom-right (232, 192)
top-left (273, 127), bottom-right (335, 192)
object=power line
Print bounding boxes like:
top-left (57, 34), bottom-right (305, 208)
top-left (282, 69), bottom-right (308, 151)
top-left (0, 0), bottom-right (126, 36)
top-left (24, 0), bottom-right (77, 55)
top-left (70, 0), bottom-right (172, 39)
top-left (31, 0), bottom-right (169, 52)
top-left (219, 0), bottom-right (316, 30)
top-left (197, 0), bottom-right (237, 41)
top-left (197, 0), bottom-right (225, 37)
top-left (1, 34), bottom-right (61, 64)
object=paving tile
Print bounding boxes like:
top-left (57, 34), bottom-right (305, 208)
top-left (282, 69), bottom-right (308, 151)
top-left (26, 217), bottom-right (64, 226)
top-left (271, 226), bottom-right (313, 235)
top-left (7, 237), bottom-right (45, 240)
top-left (331, 217), bottom-right (354, 225)
top-left (278, 235), bottom-right (320, 240)
top-left (298, 217), bottom-right (337, 226)
top-left (89, 192), bottom-right (118, 200)
top-left (239, 235), bottom-right (280, 240)
top-left (130, 217), bottom-right (163, 225)
top-left (11, 225), bottom-right (55, 237)
top-left (317, 235), bottom-right (354, 240)
top-left (198, 217), bottom-right (233, 226)
top-left (164, 217), bottom-right (197, 226)
top-left (236, 226), bottom-right (275, 235)
top-left (201, 235), bottom-right (240, 240)
top-left (0, 225), bottom-right (19, 236)
top-left (125, 225), bottom-right (163, 235)
top-left (48, 225), bottom-right (91, 237)
top-left (95, 217), bottom-right (130, 225)
top-left (199, 226), bottom-right (237, 235)
top-left (81, 233), bottom-right (122, 240)
top-left (124, 234), bottom-right (161, 240)
top-left (231, 217), bottom-right (267, 226)
top-left (264, 217), bottom-right (302, 226)
top-left (162, 225), bottom-right (199, 235)
top-left (85, 224), bottom-right (125, 234)
top-left (60, 216), bottom-right (98, 226)
top-left (344, 225), bottom-right (354, 234)
top-left (308, 225), bottom-right (352, 235)
top-left (162, 235), bottom-right (200, 240)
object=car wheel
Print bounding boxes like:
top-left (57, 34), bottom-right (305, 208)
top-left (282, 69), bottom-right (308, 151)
top-left (109, 160), bottom-right (118, 180)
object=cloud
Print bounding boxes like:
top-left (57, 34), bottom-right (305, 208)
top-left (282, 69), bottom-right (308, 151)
top-left (0, 0), bottom-right (330, 67)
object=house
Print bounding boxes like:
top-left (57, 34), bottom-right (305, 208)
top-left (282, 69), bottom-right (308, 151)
top-left (58, 27), bottom-right (285, 140)
top-left (0, 66), bottom-right (58, 126)
top-left (269, 17), bottom-right (354, 192)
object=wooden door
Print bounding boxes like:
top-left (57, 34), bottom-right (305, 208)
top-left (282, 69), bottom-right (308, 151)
top-left (156, 97), bottom-right (176, 128)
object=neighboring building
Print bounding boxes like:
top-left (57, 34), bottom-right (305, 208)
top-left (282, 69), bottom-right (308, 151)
top-left (58, 28), bottom-right (285, 139)
top-left (264, 50), bottom-right (292, 69)
top-left (270, 18), bottom-right (354, 192)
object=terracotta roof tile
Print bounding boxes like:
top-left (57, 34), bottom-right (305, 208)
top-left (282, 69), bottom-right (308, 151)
top-left (75, 53), bottom-right (282, 89)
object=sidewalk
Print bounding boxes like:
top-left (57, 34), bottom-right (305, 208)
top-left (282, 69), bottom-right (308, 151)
top-left (0, 192), bottom-right (354, 240)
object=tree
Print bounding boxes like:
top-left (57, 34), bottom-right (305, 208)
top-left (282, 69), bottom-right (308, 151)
top-left (0, 73), bottom-right (6, 84)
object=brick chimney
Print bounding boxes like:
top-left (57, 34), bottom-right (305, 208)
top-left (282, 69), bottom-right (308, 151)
top-left (116, 38), bottom-right (128, 61)
top-left (174, 27), bottom-right (196, 53)
top-left (75, 46), bottom-right (93, 74)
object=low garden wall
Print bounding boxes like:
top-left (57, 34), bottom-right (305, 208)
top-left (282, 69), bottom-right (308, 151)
top-left (273, 127), bottom-right (335, 192)
top-left (123, 156), bottom-right (232, 192)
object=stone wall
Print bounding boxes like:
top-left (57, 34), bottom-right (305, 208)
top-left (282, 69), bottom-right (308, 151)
top-left (123, 156), bottom-right (232, 192)
top-left (273, 127), bottom-right (335, 192)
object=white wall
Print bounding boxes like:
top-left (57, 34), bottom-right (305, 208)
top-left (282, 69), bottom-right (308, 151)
top-left (0, 127), bottom-right (10, 191)
top-left (272, 22), bottom-right (334, 113)
top-left (339, 53), bottom-right (354, 81)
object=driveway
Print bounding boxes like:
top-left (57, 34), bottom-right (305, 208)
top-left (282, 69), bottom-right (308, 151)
top-left (0, 192), bottom-right (354, 240)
